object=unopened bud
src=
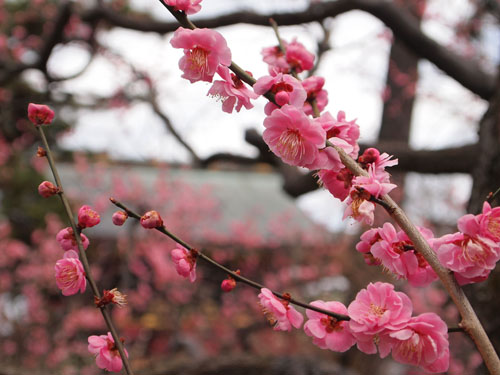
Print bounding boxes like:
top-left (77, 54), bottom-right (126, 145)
top-left (78, 205), bottom-right (101, 228)
top-left (38, 181), bottom-right (59, 198)
top-left (140, 210), bottom-right (163, 229)
top-left (28, 103), bottom-right (55, 126)
top-left (112, 211), bottom-right (128, 226)
top-left (221, 278), bottom-right (236, 292)
top-left (37, 147), bottom-right (47, 157)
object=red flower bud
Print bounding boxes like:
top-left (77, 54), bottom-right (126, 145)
top-left (78, 205), bottom-right (101, 228)
top-left (38, 181), bottom-right (59, 198)
top-left (112, 211), bottom-right (128, 226)
top-left (140, 210), bottom-right (163, 229)
top-left (27, 103), bottom-right (55, 126)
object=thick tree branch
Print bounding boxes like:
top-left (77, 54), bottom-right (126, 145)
top-left (84, 1), bottom-right (495, 99)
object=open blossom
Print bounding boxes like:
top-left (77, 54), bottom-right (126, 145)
top-left (261, 44), bottom-right (289, 74)
top-left (140, 210), bottom-right (163, 229)
top-left (54, 250), bottom-right (86, 296)
top-left (164, 0), bottom-right (202, 14)
top-left (112, 211), bottom-right (128, 226)
top-left (347, 282), bottom-right (412, 355)
top-left (170, 27), bottom-right (231, 83)
top-left (38, 181), bottom-right (59, 198)
top-left (389, 313), bottom-right (449, 373)
top-left (285, 39), bottom-right (315, 73)
top-left (304, 300), bottom-right (356, 352)
top-left (316, 167), bottom-right (353, 201)
top-left (171, 244), bottom-right (197, 282)
top-left (435, 208), bottom-right (500, 285)
top-left (478, 201), bottom-right (500, 242)
top-left (302, 76), bottom-right (328, 115)
top-left (56, 227), bottom-right (89, 251)
top-left (358, 223), bottom-right (438, 287)
top-left (78, 205), bottom-right (100, 228)
top-left (358, 148), bottom-right (398, 183)
top-left (263, 104), bottom-right (325, 167)
top-left (88, 332), bottom-right (128, 372)
top-left (258, 288), bottom-right (303, 331)
top-left (253, 73), bottom-right (307, 115)
top-left (207, 66), bottom-right (258, 113)
top-left (27, 103), bottom-right (54, 125)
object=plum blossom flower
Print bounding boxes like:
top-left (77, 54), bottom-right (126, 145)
top-left (88, 332), bottom-right (128, 372)
top-left (304, 300), bottom-right (356, 352)
top-left (263, 104), bottom-right (325, 168)
top-left (171, 244), bottom-right (197, 282)
top-left (56, 227), bottom-right (89, 251)
top-left (285, 39), bottom-right (315, 73)
top-left (164, 0), bottom-right (202, 14)
top-left (27, 103), bottom-right (54, 126)
top-left (253, 73), bottom-right (307, 115)
top-left (112, 211), bottom-right (128, 226)
top-left (359, 223), bottom-right (438, 287)
top-left (38, 181), bottom-right (59, 198)
top-left (258, 288), bottom-right (303, 331)
top-left (478, 201), bottom-right (500, 242)
top-left (170, 27), bottom-right (231, 83)
top-left (389, 313), bottom-right (449, 373)
top-left (207, 66), bottom-right (258, 113)
top-left (54, 250), bottom-right (86, 296)
top-left (302, 76), bottom-right (328, 115)
top-left (261, 44), bottom-right (289, 74)
top-left (347, 282), bottom-right (412, 355)
top-left (140, 210), bottom-right (163, 229)
top-left (358, 148), bottom-right (398, 183)
top-left (78, 205), bottom-right (100, 228)
top-left (316, 167), bottom-right (353, 201)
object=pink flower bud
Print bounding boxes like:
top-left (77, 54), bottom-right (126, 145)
top-left (112, 211), bottom-right (128, 226)
top-left (77, 205), bottom-right (100, 228)
top-left (274, 90), bottom-right (290, 106)
top-left (221, 278), bottom-right (236, 292)
top-left (27, 103), bottom-right (55, 126)
top-left (56, 227), bottom-right (89, 251)
top-left (140, 210), bottom-right (163, 229)
top-left (171, 245), bottom-right (197, 282)
top-left (38, 181), bottom-right (59, 198)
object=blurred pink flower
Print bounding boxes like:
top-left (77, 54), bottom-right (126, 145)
top-left (77, 205), bottom-right (100, 228)
top-left (56, 227), bottom-right (89, 251)
top-left (140, 210), bottom-right (163, 229)
top-left (221, 278), bottom-right (236, 292)
top-left (54, 250), bottom-right (86, 296)
top-left (170, 27), bottom-right (231, 83)
top-left (304, 300), bottom-right (356, 352)
top-left (27, 103), bottom-right (54, 126)
top-left (88, 332), bottom-right (128, 372)
top-left (478, 201), bottom-right (500, 242)
top-left (302, 76), bottom-right (328, 115)
top-left (258, 288), bottom-right (303, 331)
top-left (263, 104), bottom-right (325, 167)
top-left (285, 39), bottom-right (315, 73)
top-left (207, 66), bottom-right (258, 113)
top-left (261, 44), bottom-right (289, 74)
top-left (171, 244), bottom-right (197, 282)
top-left (164, 0), bottom-right (202, 14)
top-left (348, 282), bottom-right (412, 355)
top-left (390, 313), bottom-right (449, 373)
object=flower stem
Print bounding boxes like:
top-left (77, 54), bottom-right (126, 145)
top-left (37, 128), bottom-right (134, 375)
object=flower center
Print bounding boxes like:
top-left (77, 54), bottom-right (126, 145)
top-left (487, 216), bottom-right (500, 241)
top-left (277, 129), bottom-right (305, 161)
top-left (462, 236), bottom-right (493, 266)
top-left (188, 47), bottom-right (209, 73)
top-left (231, 73), bottom-right (244, 89)
top-left (320, 316), bottom-right (343, 333)
top-left (369, 303), bottom-right (387, 317)
top-left (271, 81), bottom-right (293, 94)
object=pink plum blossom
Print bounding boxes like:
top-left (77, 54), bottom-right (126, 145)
top-left (170, 27), bottom-right (231, 83)
top-left (56, 227), bottom-right (89, 251)
top-left (207, 66), bottom-right (258, 113)
top-left (253, 73), bottom-right (307, 115)
top-left (54, 250), bottom-right (86, 296)
top-left (77, 205), bottom-right (100, 228)
top-left (304, 300), bottom-right (356, 352)
top-left (38, 181), bottom-right (59, 198)
top-left (140, 210), bottom-right (163, 229)
top-left (112, 211), bottom-right (128, 226)
top-left (358, 148), bottom-right (398, 183)
top-left (27, 103), bottom-right (54, 126)
top-left (164, 0), bottom-right (202, 14)
top-left (171, 244), bottom-right (197, 282)
top-left (347, 282), bottom-right (412, 355)
top-left (316, 168), bottom-right (353, 201)
top-left (302, 76), bottom-right (328, 115)
top-left (88, 332), bottom-right (128, 372)
top-left (389, 313), bottom-right (449, 373)
top-left (358, 223), bottom-right (438, 287)
top-left (262, 104), bottom-right (325, 167)
top-left (478, 201), bottom-right (500, 242)
top-left (258, 288), bottom-right (303, 331)
top-left (285, 39), bottom-right (315, 73)
top-left (261, 44), bottom-right (289, 74)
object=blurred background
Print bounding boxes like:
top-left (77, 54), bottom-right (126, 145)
top-left (1, 0), bottom-right (500, 373)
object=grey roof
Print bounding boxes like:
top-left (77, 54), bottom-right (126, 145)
top-left (55, 163), bottom-right (328, 247)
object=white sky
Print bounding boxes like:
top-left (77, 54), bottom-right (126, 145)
top-left (27, 0), bottom-right (497, 231)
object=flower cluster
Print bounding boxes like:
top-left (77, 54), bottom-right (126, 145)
top-left (357, 223), bottom-right (438, 287)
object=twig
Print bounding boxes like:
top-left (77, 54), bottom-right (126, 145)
top-left (37, 127), bottom-right (134, 375)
